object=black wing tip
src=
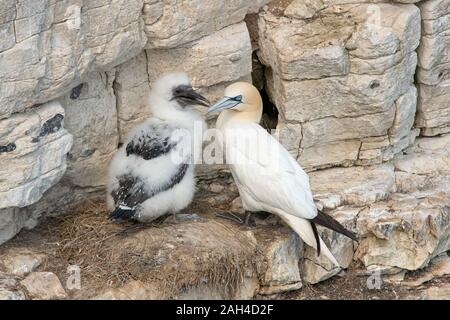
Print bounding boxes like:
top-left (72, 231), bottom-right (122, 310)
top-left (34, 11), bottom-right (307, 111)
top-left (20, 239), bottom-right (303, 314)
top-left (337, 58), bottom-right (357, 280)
top-left (313, 210), bottom-right (359, 242)
top-left (346, 230), bottom-right (359, 243)
top-left (338, 229), bottom-right (359, 242)
top-left (109, 207), bottom-right (136, 221)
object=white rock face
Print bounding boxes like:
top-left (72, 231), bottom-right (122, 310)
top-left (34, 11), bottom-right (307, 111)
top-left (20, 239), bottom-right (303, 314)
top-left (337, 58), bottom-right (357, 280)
top-left (422, 283), bottom-right (450, 300)
top-left (310, 164), bottom-right (396, 209)
top-left (356, 193), bottom-right (450, 271)
top-left (257, 228), bottom-right (303, 294)
top-left (61, 71), bottom-right (119, 188)
top-left (94, 280), bottom-right (161, 300)
top-left (0, 0), bottom-right (148, 244)
top-left (303, 134), bottom-right (450, 280)
top-left (365, 134), bottom-right (450, 270)
top-left (0, 207), bottom-right (33, 245)
top-left (0, 101), bottom-right (73, 208)
top-left (146, 22), bottom-right (253, 102)
top-left (143, 0), bottom-right (269, 49)
top-left (416, 0), bottom-right (450, 136)
top-left (0, 0), bottom-right (147, 120)
top-left (395, 133), bottom-right (450, 194)
top-left (0, 276), bottom-right (26, 300)
top-left (114, 52), bottom-right (152, 142)
top-left (285, 0), bottom-right (423, 21)
top-left (95, 277), bottom-right (260, 300)
top-left (20, 272), bottom-right (67, 300)
top-left (259, 3), bottom-right (421, 171)
top-left (400, 253), bottom-right (450, 287)
top-left (303, 188), bottom-right (450, 282)
top-left (0, 248), bottom-right (45, 276)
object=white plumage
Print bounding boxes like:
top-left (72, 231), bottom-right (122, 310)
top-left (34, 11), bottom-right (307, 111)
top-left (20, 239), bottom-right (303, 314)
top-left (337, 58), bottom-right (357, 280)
top-left (107, 72), bottom-right (208, 222)
top-left (208, 82), bottom-right (357, 267)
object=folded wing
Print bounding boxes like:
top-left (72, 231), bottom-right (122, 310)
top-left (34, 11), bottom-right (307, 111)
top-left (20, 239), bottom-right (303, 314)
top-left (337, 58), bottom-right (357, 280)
top-left (224, 122), bottom-right (318, 220)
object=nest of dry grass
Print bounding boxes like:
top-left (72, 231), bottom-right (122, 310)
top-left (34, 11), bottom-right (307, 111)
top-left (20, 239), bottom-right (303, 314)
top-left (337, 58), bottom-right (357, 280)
top-left (38, 201), bottom-right (157, 289)
top-left (34, 200), bottom-right (260, 298)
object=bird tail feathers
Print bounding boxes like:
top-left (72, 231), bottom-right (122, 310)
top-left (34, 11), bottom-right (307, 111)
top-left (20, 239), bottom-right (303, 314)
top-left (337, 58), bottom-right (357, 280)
top-left (312, 210), bottom-right (358, 242)
top-left (280, 213), bottom-right (339, 267)
top-left (310, 221), bottom-right (321, 256)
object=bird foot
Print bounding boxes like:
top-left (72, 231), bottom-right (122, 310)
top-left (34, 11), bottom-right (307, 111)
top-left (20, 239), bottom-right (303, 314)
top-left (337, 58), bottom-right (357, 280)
top-left (216, 211), bottom-right (255, 227)
top-left (243, 211), bottom-right (257, 227)
top-left (216, 212), bottom-right (243, 224)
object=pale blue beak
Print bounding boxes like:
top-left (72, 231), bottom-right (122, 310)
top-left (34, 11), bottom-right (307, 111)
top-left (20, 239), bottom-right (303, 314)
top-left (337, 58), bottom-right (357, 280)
top-left (207, 97), bottom-right (242, 114)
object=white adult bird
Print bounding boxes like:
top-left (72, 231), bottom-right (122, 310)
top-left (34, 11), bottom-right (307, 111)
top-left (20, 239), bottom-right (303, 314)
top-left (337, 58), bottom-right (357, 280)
top-left (107, 72), bottom-right (209, 222)
top-left (208, 82), bottom-right (357, 266)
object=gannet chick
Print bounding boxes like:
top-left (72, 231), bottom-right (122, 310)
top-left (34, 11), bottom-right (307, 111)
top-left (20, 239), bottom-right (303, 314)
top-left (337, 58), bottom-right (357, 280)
top-left (107, 72), bottom-right (209, 222)
top-left (208, 82), bottom-right (357, 267)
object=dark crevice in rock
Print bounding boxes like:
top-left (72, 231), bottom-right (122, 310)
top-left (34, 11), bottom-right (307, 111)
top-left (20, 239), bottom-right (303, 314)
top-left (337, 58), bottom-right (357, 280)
top-left (0, 142), bottom-right (16, 154)
top-left (302, 256), bottom-right (336, 273)
top-left (369, 80), bottom-right (380, 89)
top-left (260, 86), bottom-right (279, 131)
top-left (31, 114), bottom-right (64, 143)
top-left (255, 64), bottom-right (279, 131)
top-left (70, 83), bottom-right (84, 100)
top-left (112, 69), bottom-right (122, 148)
top-left (246, 30), bottom-right (279, 131)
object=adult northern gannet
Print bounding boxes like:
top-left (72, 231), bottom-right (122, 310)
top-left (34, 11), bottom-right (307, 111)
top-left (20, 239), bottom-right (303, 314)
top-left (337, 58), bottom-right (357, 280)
top-left (208, 82), bottom-right (357, 266)
top-left (107, 72), bottom-right (209, 222)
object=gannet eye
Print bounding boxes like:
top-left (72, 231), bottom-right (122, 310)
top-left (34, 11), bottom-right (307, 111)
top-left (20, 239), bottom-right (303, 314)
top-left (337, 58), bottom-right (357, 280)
top-left (230, 95), bottom-right (243, 102)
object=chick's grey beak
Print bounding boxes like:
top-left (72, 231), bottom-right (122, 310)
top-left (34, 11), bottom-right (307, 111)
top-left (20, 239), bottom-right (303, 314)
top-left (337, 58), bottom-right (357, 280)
top-left (173, 86), bottom-right (210, 107)
top-left (207, 97), bottom-right (241, 114)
